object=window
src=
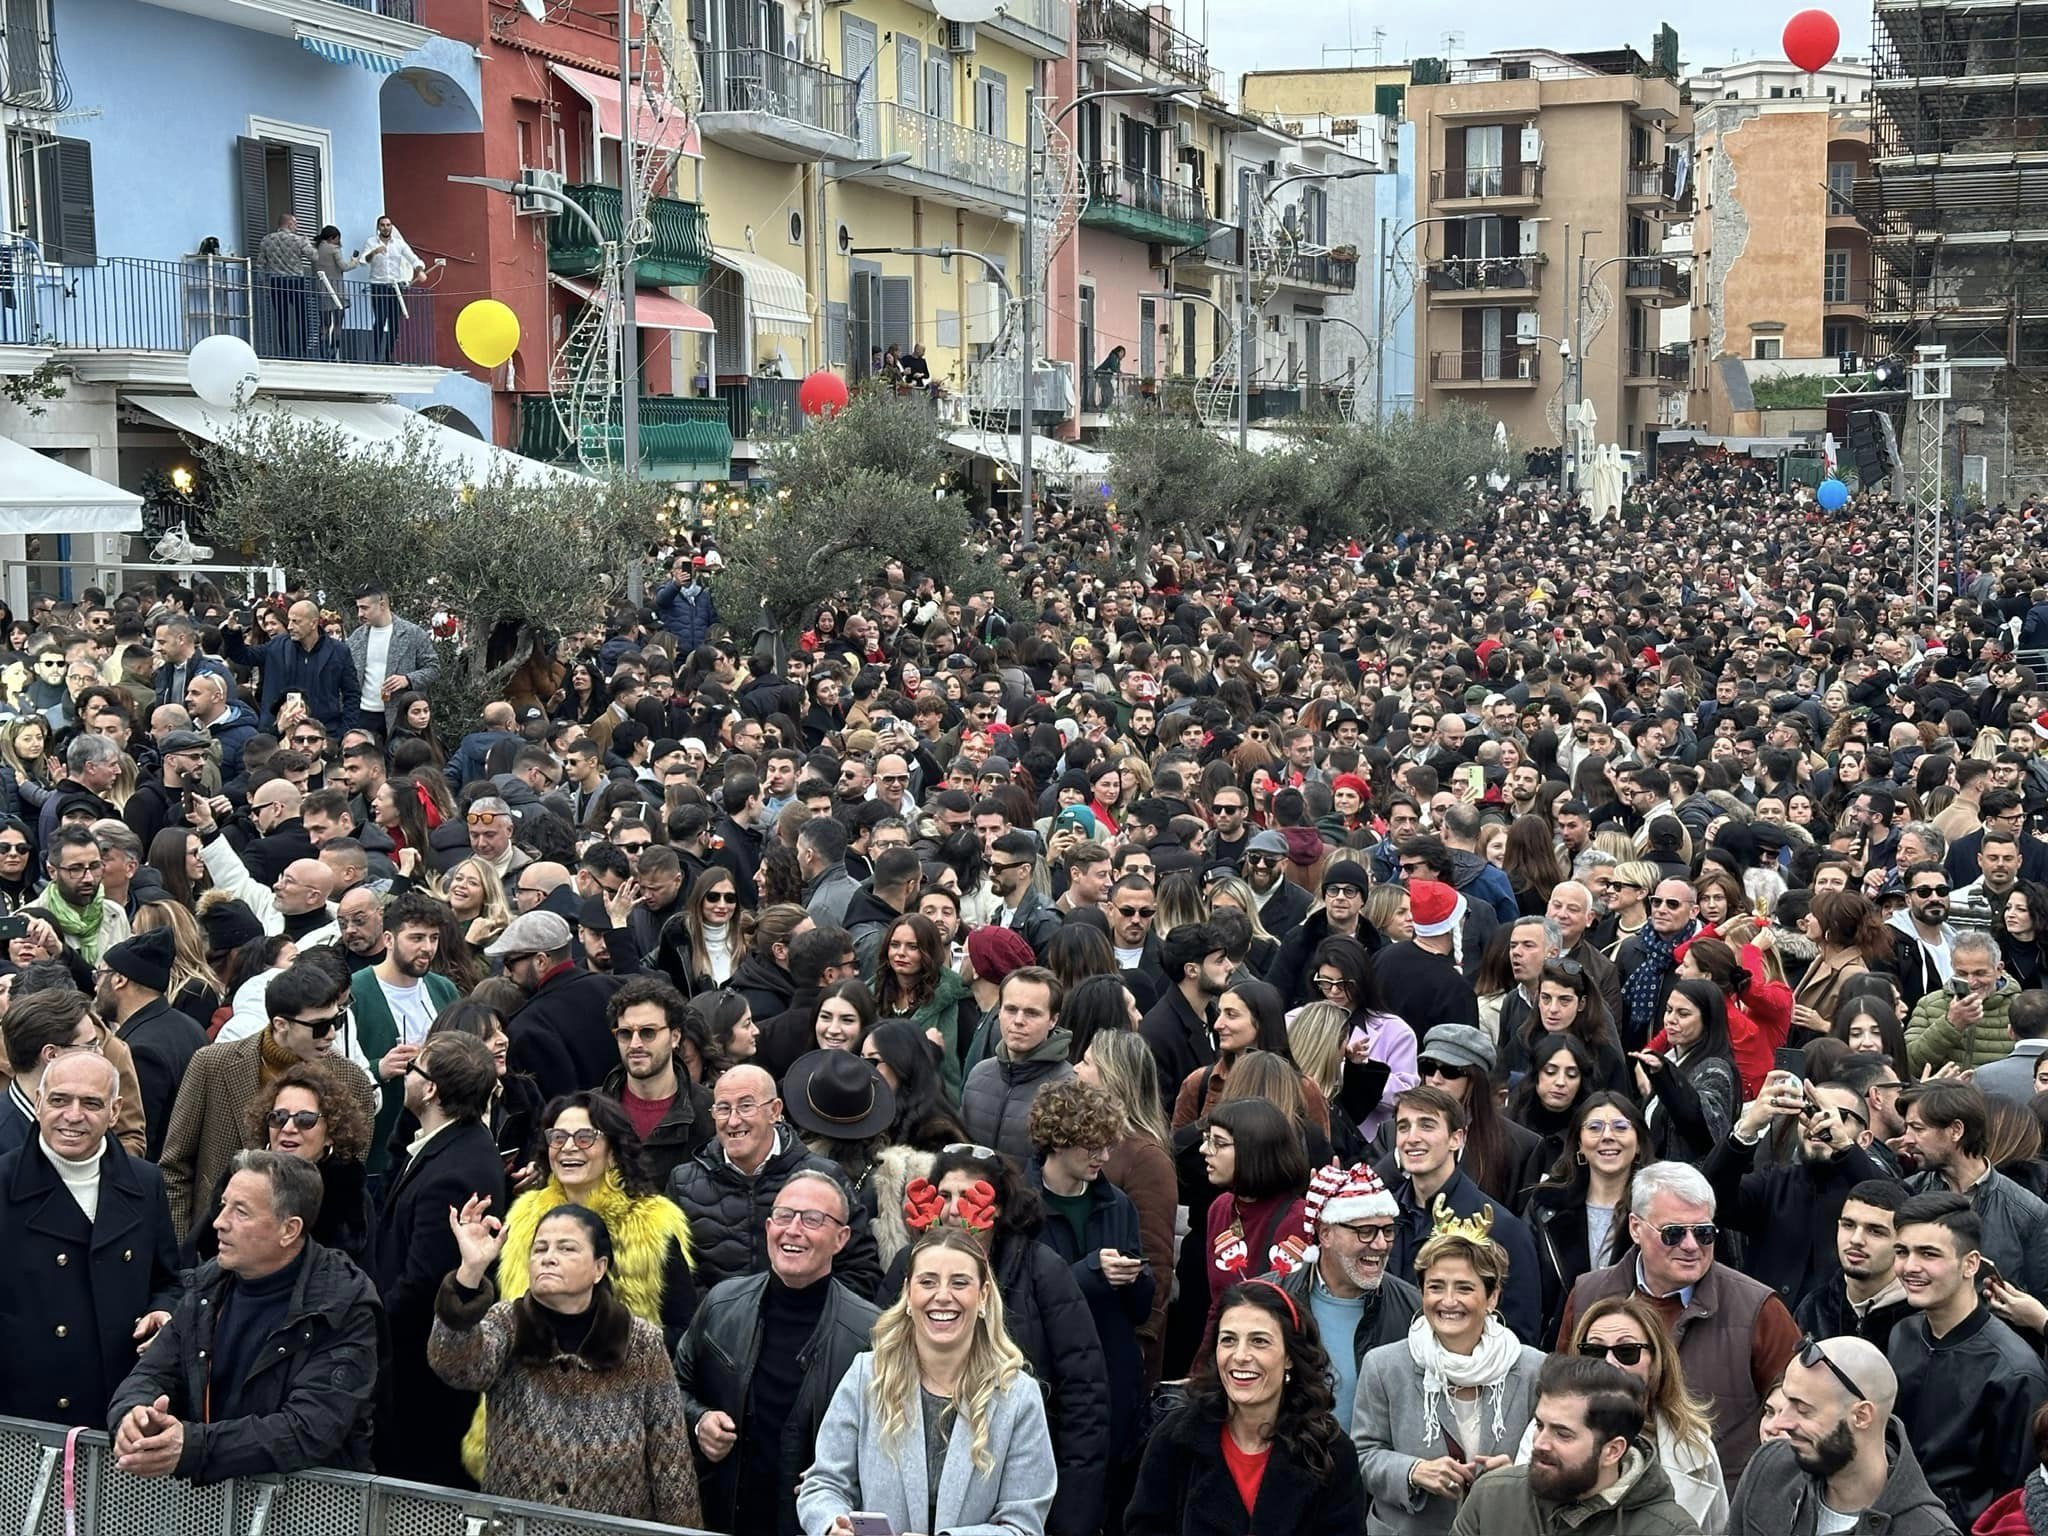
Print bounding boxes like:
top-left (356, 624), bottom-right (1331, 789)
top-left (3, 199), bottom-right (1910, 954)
top-left (1824, 320), bottom-right (1856, 357)
top-left (1824, 248), bottom-right (1849, 303)
top-left (1753, 337), bottom-right (1782, 359)
top-left (1769, 86), bottom-right (1785, 98)
top-left (4, 129), bottom-right (92, 265)
top-left (974, 66), bottom-right (1007, 140)
top-left (1827, 158), bottom-right (1855, 211)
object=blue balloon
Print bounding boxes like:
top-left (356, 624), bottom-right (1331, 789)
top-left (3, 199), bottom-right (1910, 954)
top-left (1816, 477), bottom-right (1849, 511)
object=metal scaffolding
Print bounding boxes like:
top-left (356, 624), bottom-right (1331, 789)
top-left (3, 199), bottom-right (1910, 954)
top-left (1908, 343), bottom-right (1950, 603)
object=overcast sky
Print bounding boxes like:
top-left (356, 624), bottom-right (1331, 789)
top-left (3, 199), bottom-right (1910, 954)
top-left (1197, 0), bottom-right (1874, 88)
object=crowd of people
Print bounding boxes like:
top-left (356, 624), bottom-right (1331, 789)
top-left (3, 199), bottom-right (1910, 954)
top-left (10, 473), bottom-right (2048, 1535)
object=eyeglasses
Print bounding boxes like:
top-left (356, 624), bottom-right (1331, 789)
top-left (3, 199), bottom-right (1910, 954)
top-left (1418, 1059), bottom-right (1466, 1078)
top-left (1911, 883), bottom-right (1951, 897)
top-left (1323, 883), bottom-right (1363, 900)
top-left (1613, 882), bottom-right (1645, 893)
top-left (713, 1097), bottom-right (768, 1119)
top-left (288, 1009), bottom-right (346, 1037)
top-left (1243, 854), bottom-right (1281, 869)
top-left (1653, 1222), bottom-right (1718, 1248)
top-left (989, 860), bottom-right (1032, 874)
top-left (0, 842), bottom-right (30, 855)
top-left (613, 1024), bottom-right (674, 1044)
top-left (1799, 1336), bottom-right (1868, 1402)
top-left (1577, 1340), bottom-right (1649, 1366)
top-left (943, 1142), bottom-right (1001, 1160)
top-left (768, 1206), bottom-right (846, 1232)
top-left (467, 813), bottom-right (506, 828)
top-left (1114, 904), bottom-right (1157, 920)
top-left (55, 861), bottom-right (102, 877)
top-left (265, 1108), bottom-right (324, 1132)
top-left (545, 1127), bottom-right (605, 1150)
top-left (703, 891), bottom-right (738, 906)
top-left (1313, 974), bottom-right (1348, 993)
top-left (1336, 1220), bottom-right (1397, 1243)
top-left (1648, 897), bottom-right (1692, 910)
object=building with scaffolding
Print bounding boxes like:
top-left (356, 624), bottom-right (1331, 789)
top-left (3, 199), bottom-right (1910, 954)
top-left (1859, 0), bottom-right (2048, 500)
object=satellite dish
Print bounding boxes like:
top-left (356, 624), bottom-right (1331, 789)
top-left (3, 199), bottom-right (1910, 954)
top-left (934, 0), bottom-right (1003, 21)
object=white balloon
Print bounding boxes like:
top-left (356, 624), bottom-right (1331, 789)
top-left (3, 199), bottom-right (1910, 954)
top-left (934, 0), bottom-right (1002, 20)
top-left (188, 334), bottom-right (263, 410)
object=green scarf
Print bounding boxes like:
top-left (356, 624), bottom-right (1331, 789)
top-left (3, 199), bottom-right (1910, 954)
top-left (41, 886), bottom-right (107, 963)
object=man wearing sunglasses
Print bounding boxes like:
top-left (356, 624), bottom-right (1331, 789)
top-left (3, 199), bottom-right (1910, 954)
top-left (1886, 861), bottom-right (1960, 1012)
top-left (1560, 1161), bottom-right (1800, 1486)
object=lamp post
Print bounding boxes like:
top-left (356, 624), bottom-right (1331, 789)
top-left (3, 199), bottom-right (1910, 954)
top-left (1564, 249), bottom-right (1691, 493)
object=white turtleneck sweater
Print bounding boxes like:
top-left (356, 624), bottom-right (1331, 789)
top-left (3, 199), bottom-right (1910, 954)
top-left (40, 1134), bottom-right (106, 1221)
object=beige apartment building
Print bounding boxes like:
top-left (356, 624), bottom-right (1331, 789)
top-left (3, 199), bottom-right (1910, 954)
top-left (1404, 41), bottom-right (1690, 452)
top-left (1688, 73), bottom-right (1873, 434)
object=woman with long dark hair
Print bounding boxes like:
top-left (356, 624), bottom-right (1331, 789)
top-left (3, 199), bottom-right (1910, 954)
top-left (1414, 1033), bottom-right (1538, 1209)
top-left (863, 1018), bottom-right (968, 1151)
top-left (657, 867), bottom-right (743, 994)
top-left (1173, 980), bottom-right (1329, 1135)
top-left (1303, 935), bottom-right (1417, 1145)
top-left (1634, 977), bottom-right (1738, 1162)
top-left (145, 826), bottom-right (209, 910)
top-left (1500, 814), bottom-right (1565, 917)
top-left (871, 912), bottom-right (976, 1097)
top-left (1060, 973), bottom-right (1142, 1066)
top-left (1521, 1093), bottom-right (1648, 1342)
top-left (1125, 1279), bottom-right (1363, 1536)
top-left (1791, 890), bottom-right (1890, 1034)
top-left (1669, 936), bottom-right (1776, 1096)
top-left (1498, 957), bottom-right (1627, 1095)
top-left (1998, 879), bottom-right (2048, 991)
top-left (1502, 1032), bottom-right (1595, 1190)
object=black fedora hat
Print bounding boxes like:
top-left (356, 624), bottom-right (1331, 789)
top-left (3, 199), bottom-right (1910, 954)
top-left (782, 1049), bottom-right (896, 1140)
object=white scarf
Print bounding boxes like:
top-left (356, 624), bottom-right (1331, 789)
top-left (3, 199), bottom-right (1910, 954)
top-left (1405, 1312), bottom-right (1521, 1449)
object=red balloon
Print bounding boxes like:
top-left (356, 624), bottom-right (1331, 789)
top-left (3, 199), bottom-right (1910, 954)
top-left (1783, 9), bottom-right (1840, 72)
top-left (797, 369), bottom-right (850, 417)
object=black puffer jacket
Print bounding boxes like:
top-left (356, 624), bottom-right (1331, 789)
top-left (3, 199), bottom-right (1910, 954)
top-left (880, 1228), bottom-right (1110, 1536)
top-left (107, 1240), bottom-right (385, 1482)
top-left (664, 1125), bottom-right (882, 1298)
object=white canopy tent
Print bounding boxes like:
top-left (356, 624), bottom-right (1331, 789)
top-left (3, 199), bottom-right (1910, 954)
top-left (0, 436), bottom-right (143, 535)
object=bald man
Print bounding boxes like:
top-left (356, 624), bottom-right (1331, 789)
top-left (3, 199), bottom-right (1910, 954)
top-left (1544, 878), bottom-right (1624, 1022)
top-left (1726, 1336), bottom-right (1948, 1535)
top-left (513, 861), bottom-right (573, 913)
top-left (0, 1050), bottom-right (180, 1427)
top-left (219, 598), bottom-right (358, 736)
top-left (273, 859), bottom-right (338, 943)
top-left (238, 778), bottom-right (315, 886)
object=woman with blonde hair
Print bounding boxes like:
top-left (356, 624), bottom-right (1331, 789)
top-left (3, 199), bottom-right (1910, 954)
top-left (0, 714), bottom-right (56, 812)
top-left (131, 899), bottom-right (225, 1023)
top-left (1076, 1028), bottom-right (1174, 1385)
top-left (1527, 1293), bottom-right (1727, 1531)
top-left (441, 856), bottom-right (513, 951)
top-left (1604, 860), bottom-right (1660, 955)
top-left (800, 1229), bottom-right (1057, 1536)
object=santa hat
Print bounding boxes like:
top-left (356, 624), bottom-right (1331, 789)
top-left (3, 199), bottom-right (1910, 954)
top-left (2032, 709), bottom-right (2048, 743)
top-left (1314, 1162), bottom-right (1399, 1227)
top-left (1409, 879), bottom-right (1460, 936)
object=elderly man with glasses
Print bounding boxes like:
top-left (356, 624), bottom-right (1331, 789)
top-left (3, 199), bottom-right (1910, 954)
top-left (1558, 1160), bottom-right (1801, 1486)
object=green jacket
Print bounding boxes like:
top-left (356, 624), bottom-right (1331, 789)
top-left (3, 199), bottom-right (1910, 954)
top-left (351, 965), bottom-right (459, 1175)
top-left (872, 966), bottom-right (974, 1102)
top-left (1906, 978), bottom-right (2018, 1073)
top-left (1452, 1448), bottom-right (1702, 1536)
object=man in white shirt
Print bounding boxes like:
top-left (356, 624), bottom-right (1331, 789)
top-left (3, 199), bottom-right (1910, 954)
top-left (361, 216), bottom-right (424, 362)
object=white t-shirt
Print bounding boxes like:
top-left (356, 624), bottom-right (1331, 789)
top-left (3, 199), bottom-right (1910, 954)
top-left (360, 623), bottom-right (395, 710)
top-left (1813, 1496), bottom-right (1859, 1535)
top-left (1113, 943), bottom-right (1145, 969)
top-left (380, 975), bottom-right (437, 1046)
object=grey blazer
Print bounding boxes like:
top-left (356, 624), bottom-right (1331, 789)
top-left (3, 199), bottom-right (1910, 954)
top-left (797, 1351), bottom-right (1057, 1536)
top-left (1351, 1337), bottom-right (1548, 1536)
top-left (344, 615), bottom-right (442, 726)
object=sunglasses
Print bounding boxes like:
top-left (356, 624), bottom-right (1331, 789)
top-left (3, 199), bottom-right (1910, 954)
top-left (943, 1141), bottom-right (1001, 1160)
top-left (289, 1010), bottom-right (346, 1037)
top-left (1653, 1222), bottom-right (1718, 1248)
top-left (466, 813), bottom-right (506, 828)
top-left (1576, 1340), bottom-right (1649, 1366)
top-left (1243, 854), bottom-right (1282, 868)
top-left (1799, 1336), bottom-right (1868, 1402)
top-left (0, 842), bottom-right (28, 855)
top-left (1911, 884), bottom-right (1950, 897)
top-left (1418, 1058), bottom-right (1467, 1077)
top-left (545, 1127), bottom-right (605, 1150)
top-left (265, 1108), bottom-right (323, 1132)
top-left (1114, 904), bottom-right (1157, 920)
top-left (1313, 975), bottom-right (1349, 993)
top-left (1648, 897), bottom-right (1691, 910)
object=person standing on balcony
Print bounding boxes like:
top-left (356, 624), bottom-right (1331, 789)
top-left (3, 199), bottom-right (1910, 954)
top-left (255, 213), bottom-right (314, 360)
top-left (363, 216), bottom-right (424, 363)
top-left (311, 227), bottom-right (360, 363)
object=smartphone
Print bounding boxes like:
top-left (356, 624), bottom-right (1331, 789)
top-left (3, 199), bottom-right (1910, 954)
top-left (1772, 1047), bottom-right (1806, 1079)
top-left (1980, 1256), bottom-right (2005, 1288)
top-left (1947, 977), bottom-right (1975, 999)
top-left (849, 1514), bottom-right (897, 1536)
top-left (0, 915), bottom-right (25, 942)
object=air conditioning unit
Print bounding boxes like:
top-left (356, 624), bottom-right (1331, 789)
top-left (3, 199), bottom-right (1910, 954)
top-left (515, 168), bottom-right (565, 216)
top-left (1519, 126), bottom-right (1543, 164)
top-left (1516, 352), bottom-right (1535, 379)
top-left (964, 280), bottom-right (1006, 344)
top-left (1174, 122), bottom-right (1194, 150)
top-left (942, 20), bottom-right (975, 52)
top-left (1153, 99), bottom-right (1175, 125)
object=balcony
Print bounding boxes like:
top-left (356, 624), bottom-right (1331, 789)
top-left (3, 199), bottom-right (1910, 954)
top-left (1429, 164), bottom-right (1543, 207)
top-left (1081, 163), bottom-right (1211, 246)
top-left (1430, 349), bottom-right (1539, 386)
top-left (718, 375), bottom-right (803, 445)
top-left (1625, 164), bottom-right (1685, 208)
top-left (0, 252), bottom-right (437, 389)
top-left (1626, 348), bottom-right (1687, 383)
top-left (1624, 257), bottom-right (1689, 304)
top-left (1425, 256), bottom-right (1543, 300)
top-left (848, 104), bottom-right (1027, 216)
top-left (1246, 385), bottom-right (1305, 421)
top-left (131, 0), bottom-right (431, 59)
top-left (1275, 250), bottom-right (1359, 293)
top-left (903, 0), bottom-right (1071, 58)
top-left (516, 393), bottom-right (733, 479)
top-left (548, 185), bottom-right (712, 288)
top-left (966, 360), bottom-right (1075, 426)
top-left (1077, 0), bottom-right (1220, 93)
top-left (697, 49), bottom-right (859, 163)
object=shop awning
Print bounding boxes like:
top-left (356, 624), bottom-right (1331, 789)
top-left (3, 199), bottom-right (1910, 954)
top-left (0, 436), bottom-right (143, 535)
top-left (552, 276), bottom-right (714, 333)
top-left (710, 246), bottom-right (811, 332)
top-left (296, 29), bottom-right (406, 74)
top-left (124, 395), bottom-right (587, 488)
top-left (549, 61), bottom-right (701, 159)
top-left (943, 429), bottom-right (1112, 483)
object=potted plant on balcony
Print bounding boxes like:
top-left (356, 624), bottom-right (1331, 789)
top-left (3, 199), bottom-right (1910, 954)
top-left (1328, 244), bottom-right (1359, 263)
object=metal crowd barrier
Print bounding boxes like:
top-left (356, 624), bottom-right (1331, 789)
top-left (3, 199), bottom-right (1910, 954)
top-left (0, 1416), bottom-right (708, 1536)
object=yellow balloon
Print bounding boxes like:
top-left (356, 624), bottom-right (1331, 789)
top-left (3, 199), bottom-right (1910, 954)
top-left (456, 300), bottom-right (520, 369)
